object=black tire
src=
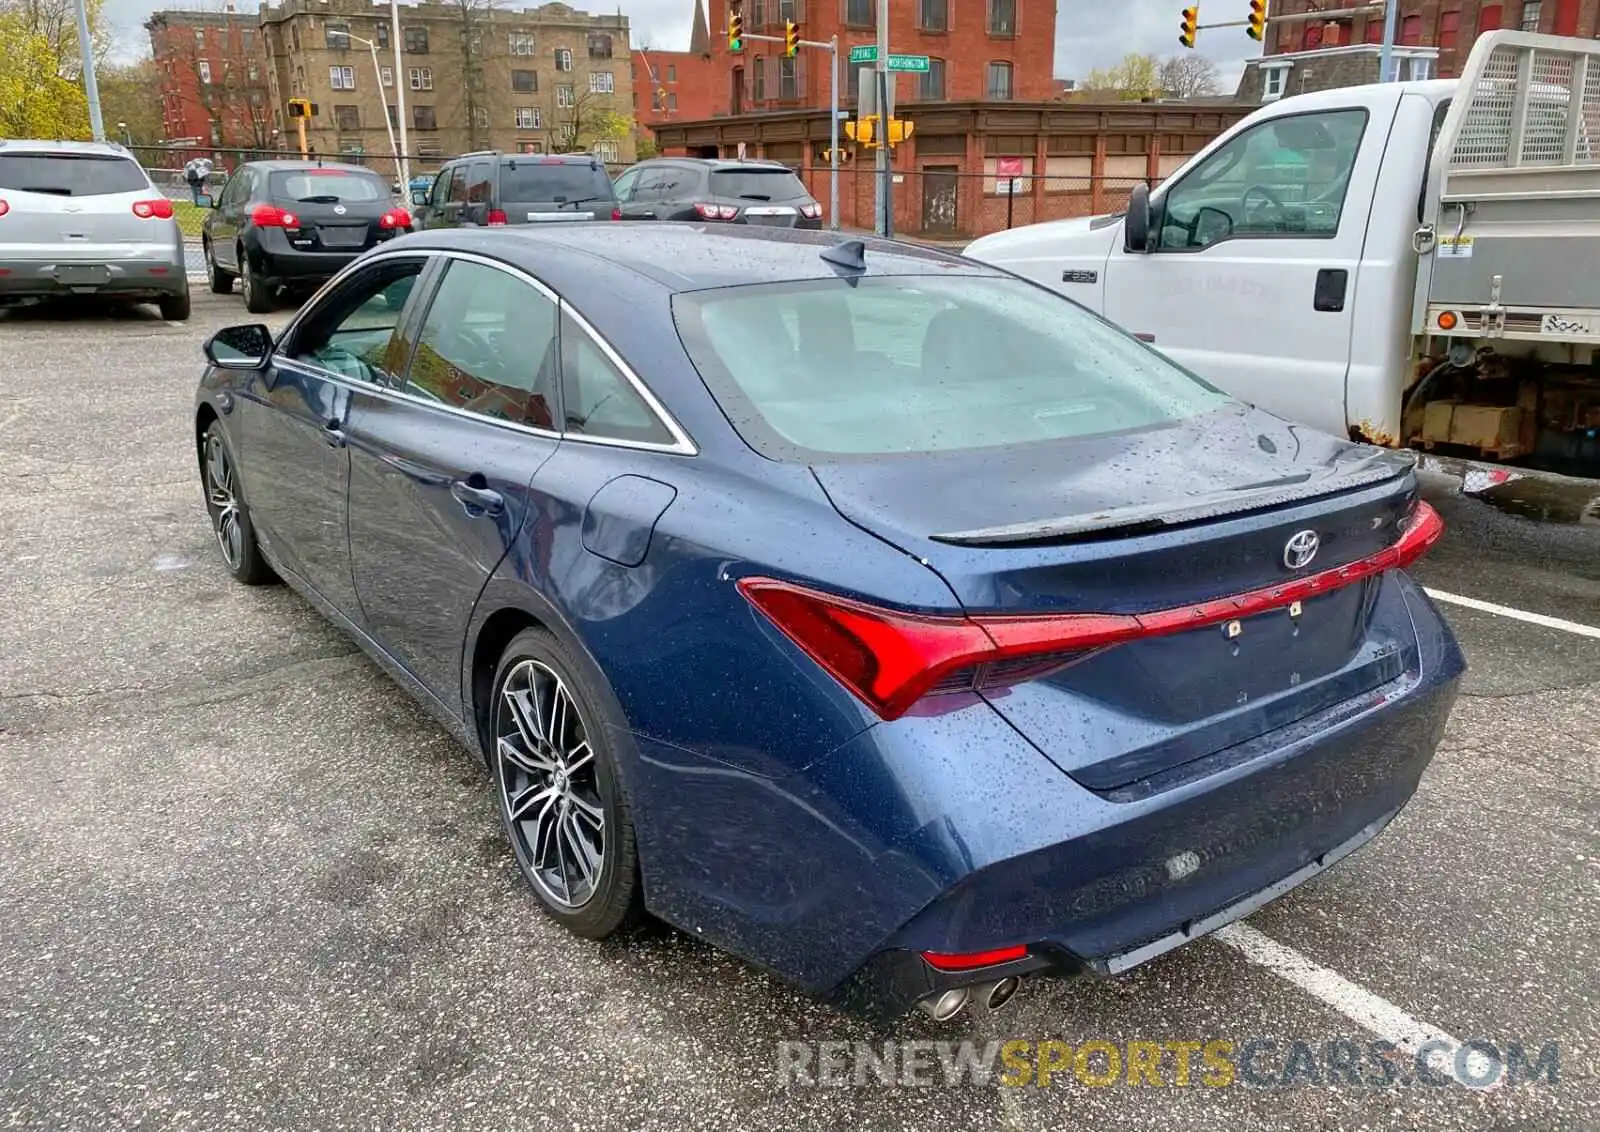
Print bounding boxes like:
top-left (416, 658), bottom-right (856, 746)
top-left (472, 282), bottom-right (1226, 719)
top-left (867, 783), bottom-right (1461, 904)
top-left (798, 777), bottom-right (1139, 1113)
top-left (200, 421), bottom-right (276, 586)
top-left (490, 628), bottom-right (643, 939)
top-left (158, 287), bottom-right (191, 321)
top-left (205, 240), bottom-right (235, 294)
top-left (240, 247), bottom-right (275, 314)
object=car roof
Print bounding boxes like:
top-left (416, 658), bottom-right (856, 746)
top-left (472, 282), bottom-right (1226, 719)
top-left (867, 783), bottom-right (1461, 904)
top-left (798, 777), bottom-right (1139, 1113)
top-left (639, 157), bottom-right (795, 172)
top-left (401, 223), bottom-right (996, 294)
top-left (244, 159), bottom-right (384, 175)
top-left (447, 152), bottom-right (605, 165)
top-left (0, 139), bottom-right (137, 158)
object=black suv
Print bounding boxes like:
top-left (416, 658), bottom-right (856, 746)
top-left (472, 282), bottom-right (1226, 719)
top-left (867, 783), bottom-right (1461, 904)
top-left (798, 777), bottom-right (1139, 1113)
top-left (613, 158), bottom-right (822, 229)
top-left (201, 160), bottom-right (411, 313)
top-left (411, 152), bottom-right (618, 228)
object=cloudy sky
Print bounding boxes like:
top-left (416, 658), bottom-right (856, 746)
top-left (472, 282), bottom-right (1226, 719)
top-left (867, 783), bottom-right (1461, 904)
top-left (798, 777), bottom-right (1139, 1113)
top-left (104, 0), bottom-right (1267, 86)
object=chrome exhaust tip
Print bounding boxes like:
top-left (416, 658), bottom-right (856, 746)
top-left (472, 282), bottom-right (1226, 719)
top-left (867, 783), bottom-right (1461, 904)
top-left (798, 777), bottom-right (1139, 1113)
top-left (917, 987), bottom-right (971, 1022)
top-left (982, 976), bottom-right (1022, 1011)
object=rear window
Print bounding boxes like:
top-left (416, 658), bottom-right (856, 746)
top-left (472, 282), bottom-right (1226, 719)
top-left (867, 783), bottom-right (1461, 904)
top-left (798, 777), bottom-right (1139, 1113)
top-left (0, 154), bottom-right (147, 196)
top-left (270, 170), bottom-right (389, 202)
top-left (673, 275), bottom-right (1235, 458)
top-left (709, 168), bottom-right (809, 202)
top-left (499, 161), bottom-right (614, 203)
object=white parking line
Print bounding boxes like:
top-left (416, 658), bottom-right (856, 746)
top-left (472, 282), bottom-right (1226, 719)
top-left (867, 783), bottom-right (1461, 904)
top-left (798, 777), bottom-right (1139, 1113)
top-left (1214, 923), bottom-right (1499, 1089)
top-left (1424, 588), bottom-right (1600, 640)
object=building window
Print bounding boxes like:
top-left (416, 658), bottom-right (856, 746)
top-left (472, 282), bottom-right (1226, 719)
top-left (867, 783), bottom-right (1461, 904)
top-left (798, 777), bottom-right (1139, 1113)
top-left (555, 47), bottom-right (573, 71)
top-left (512, 68), bottom-right (537, 91)
top-left (988, 0), bottom-right (1016, 36)
top-left (404, 26), bottom-right (429, 53)
top-left (593, 141), bottom-right (618, 162)
top-left (510, 32), bottom-right (535, 55)
top-left (919, 57), bottom-right (945, 99)
top-left (330, 65), bottom-right (356, 90)
top-left (518, 141), bottom-right (544, 153)
top-left (920, 0), bottom-right (948, 31)
top-left (1478, 4), bottom-right (1504, 33)
top-left (247, 60), bottom-right (259, 81)
top-left (985, 61), bottom-right (1012, 99)
top-left (409, 67), bottom-right (433, 90)
top-left (779, 0), bottom-right (798, 24)
top-left (194, 28), bottom-right (205, 45)
top-left (334, 104), bottom-right (360, 129)
top-left (413, 104), bottom-right (437, 129)
top-left (844, 0), bottom-right (873, 29)
top-left (556, 84), bottom-right (575, 107)
top-left (387, 104), bottom-right (398, 128)
top-left (1520, 1), bottom-right (1541, 30)
top-left (588, 33), bottom-right (613, 58)
top-left (1401, 14), bottom-right (1422, 44)
top-left (1409, 56), bottom-right (1434, 80)
top-left (1439, 10), bottom-right (1460, 49)
top-left (1262, 66), bottom-right (1288, 100)
top-left (198, 59), bottom-right (212, 84)
top-left (559, 123), bottom-right (576, 144)
top-left (242, 29), bottom-right (254, 51)
top-left (668, 92), bottom-right (677, 110)
top-left (779, 56), bottom-right (798, 100)
top-left (326, 22), bottom-right (350, 50)
top-left (381, 65), bottom-right (393, 86)
top-left (473, 105), bottom-right (489, 128)
top-left (515, 106), bottom-right (540, 128)
top-left (753, 55), bottom-right (766, 99)
top-left (375, 22), bottom-right (388, 47)
top-left (589, 71), bottom-right (614, 94)
top-left (291, 24), bottom-right (299, 49)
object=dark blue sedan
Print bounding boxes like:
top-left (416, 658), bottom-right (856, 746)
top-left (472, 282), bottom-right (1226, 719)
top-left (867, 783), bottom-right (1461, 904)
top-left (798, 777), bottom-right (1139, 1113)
top-left (193, 224), bottom-right (1463, 1022)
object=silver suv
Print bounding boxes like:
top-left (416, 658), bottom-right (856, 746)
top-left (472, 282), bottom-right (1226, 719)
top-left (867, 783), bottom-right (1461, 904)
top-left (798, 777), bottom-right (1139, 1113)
top-left (0, 139), bottom-right (190, 320)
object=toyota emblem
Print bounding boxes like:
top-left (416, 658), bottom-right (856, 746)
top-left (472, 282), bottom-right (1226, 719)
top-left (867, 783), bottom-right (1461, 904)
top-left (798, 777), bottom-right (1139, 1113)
top-left (1283, 530), bottom-right (1321, 571)
top-left (333, 204), bottom-right (347, 215)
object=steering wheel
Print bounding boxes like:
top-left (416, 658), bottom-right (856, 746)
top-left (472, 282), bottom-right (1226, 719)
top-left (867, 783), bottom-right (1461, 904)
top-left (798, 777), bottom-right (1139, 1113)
top-left (1241, 184), bottom-right (1288, 229)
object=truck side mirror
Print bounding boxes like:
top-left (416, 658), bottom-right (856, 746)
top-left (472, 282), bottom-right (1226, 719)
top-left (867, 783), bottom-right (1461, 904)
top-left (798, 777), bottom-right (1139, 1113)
top-left (1124, 182), bottom-right (1152, 254)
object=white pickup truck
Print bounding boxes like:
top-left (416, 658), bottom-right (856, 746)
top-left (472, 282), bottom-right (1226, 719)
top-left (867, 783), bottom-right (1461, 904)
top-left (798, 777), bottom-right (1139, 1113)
top-left (966, 30), bottom-right (1600, 476)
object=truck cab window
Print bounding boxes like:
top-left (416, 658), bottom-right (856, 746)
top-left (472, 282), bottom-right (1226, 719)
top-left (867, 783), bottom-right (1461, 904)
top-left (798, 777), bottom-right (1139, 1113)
top-left (1154, 108), bottom-right (1368, 250)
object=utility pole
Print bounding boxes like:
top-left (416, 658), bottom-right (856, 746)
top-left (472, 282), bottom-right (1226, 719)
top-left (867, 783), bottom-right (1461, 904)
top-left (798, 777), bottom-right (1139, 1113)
top-left (829, 35), bottom-right (840, 231)
top-left (873, 0), bottom-right (890, 238)
top-left (73, 0), bottom-right (105, 141)
top-left (1378, 0), bottom-right (1399, 82)
top-left (390, 0), bottom-right (410, 185)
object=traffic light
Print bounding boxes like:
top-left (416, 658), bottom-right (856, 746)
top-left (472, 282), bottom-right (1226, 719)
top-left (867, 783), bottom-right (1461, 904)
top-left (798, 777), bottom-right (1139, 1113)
top-left (728, 2), bottom-right (743, 51)
top-left (784, 19), bottom-right (799, 57)
top-left (1178, 5), bottom-right (1198, 49)
top-left (286, 97), bottom-right (317, 118)
top-left (1247, 0), bottom-right (1267, 40)
top-left (884, 118), bottom-right (913, 147)
top-left (844, 116), bottom-right (876, 146)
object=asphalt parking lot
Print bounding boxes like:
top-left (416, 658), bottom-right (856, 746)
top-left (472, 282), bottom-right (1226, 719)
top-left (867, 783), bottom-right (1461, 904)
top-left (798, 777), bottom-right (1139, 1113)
top-left (1, 293), bottom-right (1596, 1130)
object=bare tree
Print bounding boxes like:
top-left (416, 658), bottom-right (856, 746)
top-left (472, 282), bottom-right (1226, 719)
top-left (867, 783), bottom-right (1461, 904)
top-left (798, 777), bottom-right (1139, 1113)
top-left (553, 87), bottom-right (630, 157)
top-left (1159, 54), bottom-right (1221, 99)
top-left (439, 0), bottom-right (497, 151)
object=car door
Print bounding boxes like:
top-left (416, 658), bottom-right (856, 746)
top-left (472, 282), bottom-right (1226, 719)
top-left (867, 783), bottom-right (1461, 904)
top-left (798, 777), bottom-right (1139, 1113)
top-left (430, 165), bottom-right (469, 229)
top-left (343, 253), bottom-right (563, 705)
top-left (211, 168), bottom-right (251, 270)
top-left (232, 254), bottom-right (431, 615)
top-left (654, 164), bottom-right (701, 221)
top-left (461, 160), bottom-right (494, 226)
top-left (1100, 103), bottom-right (1381, 436)
top-left (611, 166), bottom-right (642, 216)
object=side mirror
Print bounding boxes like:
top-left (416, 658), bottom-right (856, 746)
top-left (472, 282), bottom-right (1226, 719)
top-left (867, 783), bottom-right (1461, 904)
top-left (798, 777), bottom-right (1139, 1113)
top-left (1124, 181), bottom-right (1152, 254)
top-left (410, 189), bottom-right (430, 207)
top-left (194, 190), bottom-right (214, 208)
top-left (205, 323), bottom-right (274, 369)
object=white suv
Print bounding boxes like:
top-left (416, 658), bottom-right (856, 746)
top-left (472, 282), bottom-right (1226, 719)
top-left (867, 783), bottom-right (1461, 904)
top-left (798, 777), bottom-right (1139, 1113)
top-left (0, 139), bottom-right (190, 320)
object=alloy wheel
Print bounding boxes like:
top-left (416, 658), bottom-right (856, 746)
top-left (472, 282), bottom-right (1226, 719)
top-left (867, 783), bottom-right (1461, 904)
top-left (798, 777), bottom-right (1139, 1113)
top-left (205, 431), bottom-right (243, 570)
top-left (496, 659), bottom-right (606, 909)
top-left (205, 245), bottom-right (218, 286)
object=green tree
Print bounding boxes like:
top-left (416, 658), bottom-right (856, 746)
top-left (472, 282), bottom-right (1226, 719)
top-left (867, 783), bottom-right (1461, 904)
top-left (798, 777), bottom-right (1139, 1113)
top-left (0, 10), bottom-right (91, 138)
top-left (98, 59), bottom-right (164, 146)
top-left (1081, 53), bottom-right (1162, 100)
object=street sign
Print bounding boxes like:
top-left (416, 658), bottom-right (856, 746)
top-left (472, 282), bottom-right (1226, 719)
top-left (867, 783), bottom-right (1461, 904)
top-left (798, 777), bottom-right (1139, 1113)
top-left (995, 156), bottom-right (1025, 177)
top-left (998, 178), bottom-right (1025, 196)
top-left (849, 45), bottom-right (877, 64)
top-left (887, 54), bottom-right (930, 73)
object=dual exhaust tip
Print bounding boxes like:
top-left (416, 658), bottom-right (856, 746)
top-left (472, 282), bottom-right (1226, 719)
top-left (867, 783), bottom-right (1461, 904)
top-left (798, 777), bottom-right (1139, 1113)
top-left (917, 976), bottom-right (1021, 1021)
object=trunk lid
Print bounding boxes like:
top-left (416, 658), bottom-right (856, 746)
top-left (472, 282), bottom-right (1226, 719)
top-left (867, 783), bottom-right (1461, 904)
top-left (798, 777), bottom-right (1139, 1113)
top-left (268, 169), bottom-right (395, 252)
top-left (810, 408), bottom-right (1423, 790)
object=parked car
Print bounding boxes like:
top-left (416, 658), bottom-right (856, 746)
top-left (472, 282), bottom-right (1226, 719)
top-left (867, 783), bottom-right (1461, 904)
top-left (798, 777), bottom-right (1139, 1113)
top-left (200, 159), bottom-right (414, 314)
top-left (613, 157), bottom-right (822, 228)
top-left (0, 139), bottom-right (190, 320)
top-left (410, 151), bottom-right (619, 228)
top-left (192, 224), bottom-right (1461, 1022)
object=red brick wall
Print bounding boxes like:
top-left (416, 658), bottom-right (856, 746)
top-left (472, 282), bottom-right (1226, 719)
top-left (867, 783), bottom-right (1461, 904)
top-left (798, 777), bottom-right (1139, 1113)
top-left (703, 0), bottom-right (1056, 115)
top-left (632, 48), bottom-right (721, 131)
top-left (147, 13), bottom-right (273, 149)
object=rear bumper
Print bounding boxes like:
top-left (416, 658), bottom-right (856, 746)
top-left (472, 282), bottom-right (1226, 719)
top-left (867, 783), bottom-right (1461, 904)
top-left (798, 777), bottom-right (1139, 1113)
top-left (249, 229), bottom-right (377, 282)
top-left (0, 258), bottom-right (187, 299)
top-left (629, 573), bottom-right (1464, 1018)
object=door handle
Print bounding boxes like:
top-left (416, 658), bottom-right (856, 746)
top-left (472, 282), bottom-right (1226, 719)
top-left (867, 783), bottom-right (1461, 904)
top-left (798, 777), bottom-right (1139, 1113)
top-left (450, 479), bottom-right (505, 516)
top-left (1314, 268), bottom-right (1349, 313)
top-left (323, 418), bottom-right (347, 447)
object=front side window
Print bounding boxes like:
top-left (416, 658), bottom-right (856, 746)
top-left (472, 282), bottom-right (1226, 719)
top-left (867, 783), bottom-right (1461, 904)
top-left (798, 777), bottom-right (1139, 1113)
top-left (289, 260), bottom-right (426, 388)
top-left (407, 260), bottom-right (559, 427)
top-left (673, 275), bottom-right (1233, 458)
top-left (1154, 108), bottom-right (1367, 249)
top-left (560, 311), bottom-right (674, 444)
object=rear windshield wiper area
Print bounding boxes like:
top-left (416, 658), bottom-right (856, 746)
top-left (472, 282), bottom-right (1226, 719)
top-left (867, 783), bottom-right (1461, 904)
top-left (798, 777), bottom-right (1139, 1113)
top-left (19, 187), bottom-right (73, 196)
top-left (737, 193), bottom-right (772, 201)
top-left (557, 196), bottom-right (607, 209)
top-left (296, 195), bottom-right (344, 203)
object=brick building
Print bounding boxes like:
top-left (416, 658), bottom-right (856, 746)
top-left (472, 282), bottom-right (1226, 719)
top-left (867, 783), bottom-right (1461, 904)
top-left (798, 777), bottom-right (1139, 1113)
top-left (700, 0), bottom-right (1057, 117)
top-left (255, 0), bottom-right (635, 175)
top-left (1236, 0), bottom-right (1600, 102)
top-left (632, 0), bottom-right (720, 137)
top-left (146, 9), bottom-right (275, 149)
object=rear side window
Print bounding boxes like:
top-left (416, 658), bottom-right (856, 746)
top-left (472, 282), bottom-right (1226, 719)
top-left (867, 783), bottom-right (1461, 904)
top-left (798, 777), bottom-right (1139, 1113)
top-left (498, 160), bottom-right (613, 204)
top-left (673, 275), bottom-right (1235, 458)
top-left (270, 170), bottom-right (388, 202)
top-left (709, 168), bottom-right (808, 202)
top-left (0, 155), bottom-right (147, 196)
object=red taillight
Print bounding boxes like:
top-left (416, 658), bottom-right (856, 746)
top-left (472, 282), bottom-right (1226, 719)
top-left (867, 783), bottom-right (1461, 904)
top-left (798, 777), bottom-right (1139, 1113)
top-left (380, 207), bottom-right (413, 230)
top-left (0, 199), bottom-right (10, 218)
top-left (250, 204), bottom-right (299, 228)
top-left (611, 207), bottom-right (622, 221)
top-left (738, 500), bottom-right (1446, 721)
top-left (487, 209), bottom-right (508, 226)
top-left (799, 201), bottom-right (822, 219)
top-left (922, 946), bottom-right (1029, 972)
top-left (693, 201), bottom-right (738, 220)
top-left (132, 198), bottom-right (175, 220)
